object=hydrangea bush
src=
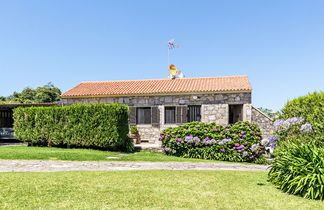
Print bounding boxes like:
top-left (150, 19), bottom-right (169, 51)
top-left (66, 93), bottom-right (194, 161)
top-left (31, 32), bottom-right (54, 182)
top-left (160, 121), bottom-right (264, 162)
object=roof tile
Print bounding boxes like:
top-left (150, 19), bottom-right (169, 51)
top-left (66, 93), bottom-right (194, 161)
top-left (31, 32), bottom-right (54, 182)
top-left (61, 76), bottom-right (252, 98)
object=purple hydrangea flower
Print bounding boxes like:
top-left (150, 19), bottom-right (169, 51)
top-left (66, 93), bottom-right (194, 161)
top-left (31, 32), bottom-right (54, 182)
top-left (193, 137), bottom-right (200, 143)
top-left (185, 135), bottom-right (193, 143)
top-left (243, 151), bottom-right (248, 156)
top-left (164, 147), bottom-right (170, 151)
top-left (172, 150), bottom-right (176, 154)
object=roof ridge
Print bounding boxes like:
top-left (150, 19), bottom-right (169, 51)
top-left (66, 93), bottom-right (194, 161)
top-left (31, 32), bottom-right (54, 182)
top-left (80, 75), bottom-right (248, 84)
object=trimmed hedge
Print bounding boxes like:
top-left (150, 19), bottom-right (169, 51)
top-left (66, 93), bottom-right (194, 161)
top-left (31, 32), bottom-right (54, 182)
top-left (13, 104), bottom-right (133, 152)
top-left (160, 121), bottom-right (265, 162)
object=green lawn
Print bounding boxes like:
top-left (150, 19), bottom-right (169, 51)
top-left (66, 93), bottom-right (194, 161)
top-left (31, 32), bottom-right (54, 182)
top-left (0, 170), bottom-right (322, 209)
top-left (0, 145), bottom-right (233, 162)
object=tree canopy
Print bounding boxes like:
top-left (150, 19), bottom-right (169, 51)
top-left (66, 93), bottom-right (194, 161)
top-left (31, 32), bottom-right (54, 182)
top-left (1, 82), bottom-right (61, 103)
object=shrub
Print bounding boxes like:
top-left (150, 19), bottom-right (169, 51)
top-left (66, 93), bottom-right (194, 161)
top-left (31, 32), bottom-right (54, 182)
top-left (13, 104), bottom-right (133, 152)
top-left (279, 91), bottom-right (323, 147)
top-left (160, 121), bottom-right (264, 162)
top-left (130, 125), bottom-right (139, 134)
top-left (262, 117), bottom-right (315, 154)
top-left (268, 144), bottom-right (324, 200)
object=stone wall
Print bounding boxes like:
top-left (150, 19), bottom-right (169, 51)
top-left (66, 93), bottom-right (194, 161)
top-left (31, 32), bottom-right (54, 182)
top-left (61, 92), bottom-right (251, 106)
top-left (62, 92), bottom-right (252, 144)
top-left (251, 106), bottom-right (274, 137)
top-left (201, 104), bottom-right (229, 125)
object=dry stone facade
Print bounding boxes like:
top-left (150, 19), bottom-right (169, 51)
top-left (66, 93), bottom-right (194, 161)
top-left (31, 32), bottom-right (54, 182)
top-left (62, 92), bottom-right (273, 143)
top-left (201, 104), bottom-right (229, 125)
top-left (61, 92), bottom-right (252, 106)
top-left (251, 106), bottom-right (274, 137)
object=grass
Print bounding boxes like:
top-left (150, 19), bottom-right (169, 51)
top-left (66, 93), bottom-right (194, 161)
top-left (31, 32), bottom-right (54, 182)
top-left (0, 170), bottom-right (322, 209)
top-left (0, 145), bottom-right (236, 163)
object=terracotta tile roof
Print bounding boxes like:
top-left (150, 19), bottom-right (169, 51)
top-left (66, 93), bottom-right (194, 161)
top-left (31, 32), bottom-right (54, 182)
top-left (61, 76), bottom-right (252, 98)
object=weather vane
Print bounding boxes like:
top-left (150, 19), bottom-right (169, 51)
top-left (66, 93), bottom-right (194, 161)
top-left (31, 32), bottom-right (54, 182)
top-left (167, 39), bottom-right (184, 79)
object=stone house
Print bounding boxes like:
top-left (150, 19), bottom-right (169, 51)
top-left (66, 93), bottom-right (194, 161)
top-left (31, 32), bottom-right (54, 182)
top-left (61, 76), bottom-right (273, 143)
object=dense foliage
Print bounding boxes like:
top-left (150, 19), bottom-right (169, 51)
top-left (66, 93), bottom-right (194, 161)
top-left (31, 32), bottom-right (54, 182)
top-left (265, 91), bottom-right (324, 200)
top-left (130, 125), bottom-right (139, 134)
top-left (280, 91), bottom-right (323, 144)
top-left (1, 82), bottom-right (61, 103)
top-left (268, 144), bottom-right (324, 200)
top-left (261, 117), bottom-right (315, 154)
top-left (13, 104), bottom-right (133, 152)
top-left (263, 92), bottom-right (324, 154)
top-left (161, 121), bottom-right (265, 162)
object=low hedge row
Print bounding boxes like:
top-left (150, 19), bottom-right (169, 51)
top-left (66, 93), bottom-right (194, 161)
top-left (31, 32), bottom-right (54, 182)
top-left (160, 121), bottom-right (265, 162)
top-left (13, 104), bottom-right (133, 152)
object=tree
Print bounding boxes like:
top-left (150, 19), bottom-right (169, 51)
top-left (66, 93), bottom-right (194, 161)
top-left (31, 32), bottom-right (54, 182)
top-left (34, 82), bottom-right (61, 103)
top-left (4, 82), bottom-right (61, 103)
top-left (21, 88), bottom-right (36, 101)
top-left (258, 107), bottom-right (278, 118)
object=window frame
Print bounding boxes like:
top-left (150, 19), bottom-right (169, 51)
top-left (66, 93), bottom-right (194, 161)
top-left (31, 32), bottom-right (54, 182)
top-left (136, 107), bottom-right (152, 125)
top-left (187, 105), bottom-right (201, 122)
top-left (164, 106), bottom-right (176, 124)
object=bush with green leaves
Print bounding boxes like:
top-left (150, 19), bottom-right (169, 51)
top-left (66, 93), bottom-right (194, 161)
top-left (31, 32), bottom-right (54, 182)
top-left (279, 91), bottom-right (323, 147)
top-left (268, 144), bottom-right (324, 200)
top-left (13, 104), bottom-right (133, 152)
top-left (160, 121), bottom-right (264, 162)
top-left (262, 117), bottom-right (315, 154)
top-left (130, 125), bottom-right (139, 134)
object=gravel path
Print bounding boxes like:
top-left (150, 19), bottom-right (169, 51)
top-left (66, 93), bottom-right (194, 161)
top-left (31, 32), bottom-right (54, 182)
top-left (0, 160), bottom-right (269, 172)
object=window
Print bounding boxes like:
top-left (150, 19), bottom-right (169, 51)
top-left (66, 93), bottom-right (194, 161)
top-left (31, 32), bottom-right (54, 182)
top-left (188, 105), bottom-right (201, 122)
top-left (165, 107), bottom-right (176, 124)
top-left (136, 107), bottom-right (151, 124)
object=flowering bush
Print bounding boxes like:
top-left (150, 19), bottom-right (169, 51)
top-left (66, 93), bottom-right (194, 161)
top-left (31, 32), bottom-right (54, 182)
top-left (279, 91), bottom-right (323, 148)
top-left (160, 121), bottom-right (264, 162)
top-left (281, 91), bottom-right (323, 137)
top-left (261, 117), bottom-right (315, 154)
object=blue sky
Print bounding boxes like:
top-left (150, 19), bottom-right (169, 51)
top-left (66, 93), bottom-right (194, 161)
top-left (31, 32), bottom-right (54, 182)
top-left (0, 0), bottom-right (323, 111)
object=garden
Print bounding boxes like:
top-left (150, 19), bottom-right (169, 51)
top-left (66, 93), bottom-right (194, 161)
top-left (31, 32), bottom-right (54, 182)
top-left (0, 91), bottom-right (322, 209)
top-left (160, 91), bottom-right (323, 200)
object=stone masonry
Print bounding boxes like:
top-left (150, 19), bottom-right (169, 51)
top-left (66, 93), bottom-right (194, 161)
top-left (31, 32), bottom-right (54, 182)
top-left (61, 92), bottom-right (252, 106)
top-left (251, 106), bottom-right (274, 137)
top-left (201, 104), bottom-right (229, 125)
top-left (61, 92), bottom-right (273, 143)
